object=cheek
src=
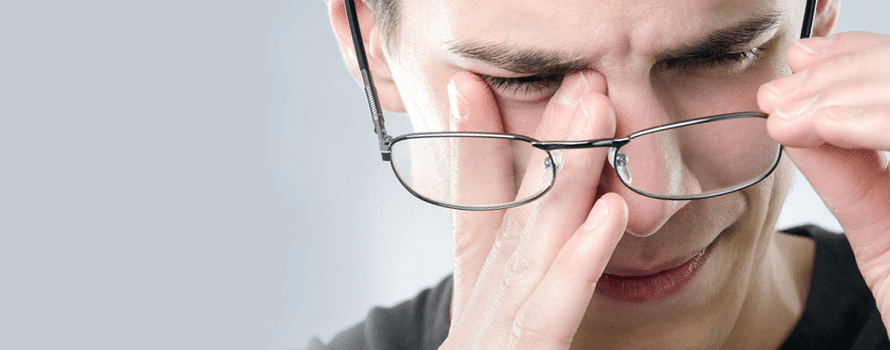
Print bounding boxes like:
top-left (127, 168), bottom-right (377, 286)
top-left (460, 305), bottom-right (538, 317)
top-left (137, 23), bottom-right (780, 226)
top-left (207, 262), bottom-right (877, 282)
top-left (660, 72), bottom-right (769, 118)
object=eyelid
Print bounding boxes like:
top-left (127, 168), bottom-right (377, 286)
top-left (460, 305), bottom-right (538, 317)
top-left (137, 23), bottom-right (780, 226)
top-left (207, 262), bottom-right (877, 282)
top-left (482, 73), bottom-right (563, 88)
top-left (658, 45), bottom-right (767, 71)
top-left (480, 73), bottom-right (566, 98)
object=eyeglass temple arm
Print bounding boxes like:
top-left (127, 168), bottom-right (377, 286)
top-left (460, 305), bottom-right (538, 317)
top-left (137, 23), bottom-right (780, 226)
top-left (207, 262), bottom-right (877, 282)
top-left (801, 0), bottom-right (816, 39)
top-left (344, 0), bottom-right (391, 160)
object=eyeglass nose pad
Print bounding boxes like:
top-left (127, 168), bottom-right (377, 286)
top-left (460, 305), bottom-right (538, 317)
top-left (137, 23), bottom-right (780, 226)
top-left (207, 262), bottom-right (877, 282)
top-left (544, 150), bottom-right (564, 174)
top-left (608, 147), bottom-right (632, 185)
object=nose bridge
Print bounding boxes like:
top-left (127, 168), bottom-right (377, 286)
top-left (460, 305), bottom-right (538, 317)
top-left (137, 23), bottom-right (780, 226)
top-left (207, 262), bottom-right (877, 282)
top-left (598, 71), bottom-right (689, 237)
top-left (604, 73), bottom-right (679, 137)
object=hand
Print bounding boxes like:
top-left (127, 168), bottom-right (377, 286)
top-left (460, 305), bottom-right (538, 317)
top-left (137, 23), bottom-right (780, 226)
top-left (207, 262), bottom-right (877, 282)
top-left (758, 31), bottom-right (890, 327)
top-left (440, 70), bottom-right (628, 349)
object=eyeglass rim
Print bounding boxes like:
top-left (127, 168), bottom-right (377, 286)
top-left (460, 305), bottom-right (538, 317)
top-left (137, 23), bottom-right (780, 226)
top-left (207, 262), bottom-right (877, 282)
top-left (615, 112), bottom-right (784, 200)
top-left (388, 139), bottom-right (557, 211)
top-left (387, 113), bottom-right (783, 209)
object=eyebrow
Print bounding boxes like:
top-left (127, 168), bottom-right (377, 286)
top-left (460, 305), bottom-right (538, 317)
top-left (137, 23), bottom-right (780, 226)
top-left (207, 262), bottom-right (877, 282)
top-left (656, 12), bottom-right (781, 64)
top-left (447, 12), bottom-right (782, 75)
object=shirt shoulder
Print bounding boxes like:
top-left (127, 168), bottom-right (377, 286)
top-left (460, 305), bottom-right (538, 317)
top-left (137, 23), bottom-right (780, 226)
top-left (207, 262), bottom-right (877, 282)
top-left (780, 225), bottom-right (890, 350)
top-left (307, 225), bottom-right (890, 349)
top-left (306, 275), bottom-right (452, 350)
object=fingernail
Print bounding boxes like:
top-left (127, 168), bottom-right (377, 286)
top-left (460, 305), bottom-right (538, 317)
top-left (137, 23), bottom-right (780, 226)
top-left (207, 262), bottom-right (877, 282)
top-left (447, 80), bottom-right (468, 127)
top-left (796, 36), bottom-right (834, 54)
top-left (827, 106), bottom-right (866, 120)
top-left (775, 95), bottom-right (818, 120)
top-left (582, 198), bottom-right (610, 233)
top-left (555, 73), bottom-right (588, 106)
top-left (567, 104), bottom-right (589, 139)
top-left (764, 71), bottom-right (807, 96)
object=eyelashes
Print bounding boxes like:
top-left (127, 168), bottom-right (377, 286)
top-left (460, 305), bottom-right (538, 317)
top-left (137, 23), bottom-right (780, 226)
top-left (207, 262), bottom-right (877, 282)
top-left (659, 46), bottom-right (767, 71)
top-left (481, 73), bottom-right (565, 96)
top-left (480, 45), bottom-right (768, 98)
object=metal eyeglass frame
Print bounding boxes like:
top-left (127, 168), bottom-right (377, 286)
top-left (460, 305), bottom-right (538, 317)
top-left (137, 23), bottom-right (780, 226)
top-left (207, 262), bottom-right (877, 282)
top-left (343, 0), bottom-right (818, 211)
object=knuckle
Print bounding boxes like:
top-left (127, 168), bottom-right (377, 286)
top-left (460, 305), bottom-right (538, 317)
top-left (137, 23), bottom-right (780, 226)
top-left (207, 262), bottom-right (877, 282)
top-left (509, 307), bottom-right (572, 349)
top-left (497, 213), bottom-right (525, 244)
top-left (503, 250), bottom-right (534, 287)
top-left (843, 31), bottom-right (890, 46)
top-left (556, 246), bottom-right (591, 284)
top-left (804, 60), bottom-right (835, 85)
top-left (512, 307), bottom-right (547, 343)
top-left (452, 228), bottom-right (479, 257)
top-left (554, 241), bottom-right (603, 288)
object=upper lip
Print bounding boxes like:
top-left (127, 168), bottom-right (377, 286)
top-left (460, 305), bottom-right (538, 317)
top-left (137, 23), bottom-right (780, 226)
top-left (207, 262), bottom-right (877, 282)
top-left (603, 246), bottom-right (707, 277)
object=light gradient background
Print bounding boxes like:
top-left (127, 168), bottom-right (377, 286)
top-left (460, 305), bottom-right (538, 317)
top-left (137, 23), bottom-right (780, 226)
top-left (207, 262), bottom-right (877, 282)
top-left (0, 1), bottom-right (886, 349)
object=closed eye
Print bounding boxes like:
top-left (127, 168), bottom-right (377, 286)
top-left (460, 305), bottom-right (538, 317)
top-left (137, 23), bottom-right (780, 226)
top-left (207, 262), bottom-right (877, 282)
top-left (658, 46), bottom-right (766, 72)
top-left (481, 45), bottom-right (766, 99)
top-left (480, 73), bottom-right (566, 100)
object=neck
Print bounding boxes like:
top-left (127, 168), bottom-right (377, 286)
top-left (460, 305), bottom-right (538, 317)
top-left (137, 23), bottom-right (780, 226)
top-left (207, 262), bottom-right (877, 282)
top-left (720, 232), bottom-right (814, 350)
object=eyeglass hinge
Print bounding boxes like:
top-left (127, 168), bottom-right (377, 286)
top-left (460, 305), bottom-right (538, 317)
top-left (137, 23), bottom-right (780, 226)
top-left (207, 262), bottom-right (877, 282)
top-left (379, 135), bottom-right (393, 161)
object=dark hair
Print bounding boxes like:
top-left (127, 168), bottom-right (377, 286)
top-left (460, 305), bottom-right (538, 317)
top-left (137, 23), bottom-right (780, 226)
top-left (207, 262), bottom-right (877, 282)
top-left (365, 0), bottom-right (400, 48)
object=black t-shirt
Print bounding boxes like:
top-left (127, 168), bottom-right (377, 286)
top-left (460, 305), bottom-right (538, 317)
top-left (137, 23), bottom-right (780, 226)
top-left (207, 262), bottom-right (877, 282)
top-left (307, 225), bottom-right (890, 349)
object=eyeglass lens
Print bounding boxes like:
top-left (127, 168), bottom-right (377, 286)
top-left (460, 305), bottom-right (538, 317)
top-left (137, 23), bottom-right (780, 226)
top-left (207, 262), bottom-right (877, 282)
top-left (614, 115), bottom-right (780, 199)
top-left (390, 135), bottom-right (556, 210)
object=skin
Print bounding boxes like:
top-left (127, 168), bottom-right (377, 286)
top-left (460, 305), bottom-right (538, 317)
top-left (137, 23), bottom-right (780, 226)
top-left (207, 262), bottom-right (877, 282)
top-left (327, 0), bottom-right (890, 348)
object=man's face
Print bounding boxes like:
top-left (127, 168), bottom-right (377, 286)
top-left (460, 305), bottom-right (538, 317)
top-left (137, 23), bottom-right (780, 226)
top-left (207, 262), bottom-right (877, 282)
top-left (382, 0), bottom-right (801, 344)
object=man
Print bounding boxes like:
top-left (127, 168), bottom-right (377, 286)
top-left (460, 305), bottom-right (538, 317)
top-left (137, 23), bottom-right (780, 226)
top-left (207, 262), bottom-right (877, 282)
top-left (313, 0), bottom-right (890, 348)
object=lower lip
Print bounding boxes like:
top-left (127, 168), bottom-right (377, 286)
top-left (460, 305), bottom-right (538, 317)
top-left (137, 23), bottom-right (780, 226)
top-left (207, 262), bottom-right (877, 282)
top-left (596, 245), bottom-right (711, 303)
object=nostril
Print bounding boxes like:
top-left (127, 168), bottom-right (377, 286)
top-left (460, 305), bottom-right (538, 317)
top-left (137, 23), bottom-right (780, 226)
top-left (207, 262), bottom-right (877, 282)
top-left (627, 229), bottom-right (655, 238)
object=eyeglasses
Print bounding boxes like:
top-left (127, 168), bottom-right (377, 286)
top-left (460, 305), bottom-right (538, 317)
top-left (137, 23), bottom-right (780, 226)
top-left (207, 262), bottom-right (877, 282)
top-left (343, 0), bottom-right (818, 211)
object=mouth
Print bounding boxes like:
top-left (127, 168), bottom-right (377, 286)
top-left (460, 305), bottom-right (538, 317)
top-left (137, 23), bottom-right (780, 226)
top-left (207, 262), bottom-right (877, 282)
top-left (595, 242), bottom-right (713, 303)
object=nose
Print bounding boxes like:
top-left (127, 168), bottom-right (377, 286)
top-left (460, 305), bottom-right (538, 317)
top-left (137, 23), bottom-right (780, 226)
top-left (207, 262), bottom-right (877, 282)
top-left (599, 78), bottom-right (691, 237)
top-left (599, 159), bottom-right (691, 237)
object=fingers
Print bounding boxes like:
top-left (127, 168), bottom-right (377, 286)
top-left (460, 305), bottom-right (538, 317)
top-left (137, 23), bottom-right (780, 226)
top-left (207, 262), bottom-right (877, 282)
top-left (448, 70), bottom-right (620, 348)
top-left (758, 31), bottom-right (890, 149)
top-left (755, 31), bottom-right (890, 291)
top-left (446, 72), bottom-right (514, 321)
top-left (506, 194), bottom-right (627, 350)
top-left (813, 104), bottom-right (890, 150)
top-left (780, 146), bottom-right (890, 285)
top-left (786, 32), bottom-right (890, 73)
top-left (525, 71), bottom-right (614, 229)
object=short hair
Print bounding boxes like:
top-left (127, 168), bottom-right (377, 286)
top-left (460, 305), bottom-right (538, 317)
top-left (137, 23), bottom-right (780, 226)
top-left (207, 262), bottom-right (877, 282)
top-left (364, 0), bottom-right (400, 49)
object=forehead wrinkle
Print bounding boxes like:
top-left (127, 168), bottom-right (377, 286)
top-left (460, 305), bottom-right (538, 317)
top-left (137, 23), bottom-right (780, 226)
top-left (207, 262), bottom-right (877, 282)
top-left (446, 40), bottom-right (595, 75)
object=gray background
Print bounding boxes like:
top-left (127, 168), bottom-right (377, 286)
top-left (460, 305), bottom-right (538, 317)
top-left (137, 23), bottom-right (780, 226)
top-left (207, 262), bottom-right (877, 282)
top-left (0, 1), bottom-right (885, 349)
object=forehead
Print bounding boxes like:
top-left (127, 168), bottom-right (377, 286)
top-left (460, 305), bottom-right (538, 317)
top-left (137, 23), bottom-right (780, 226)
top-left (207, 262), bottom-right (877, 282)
top-left (400, 0), bottom-right (781, 58)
